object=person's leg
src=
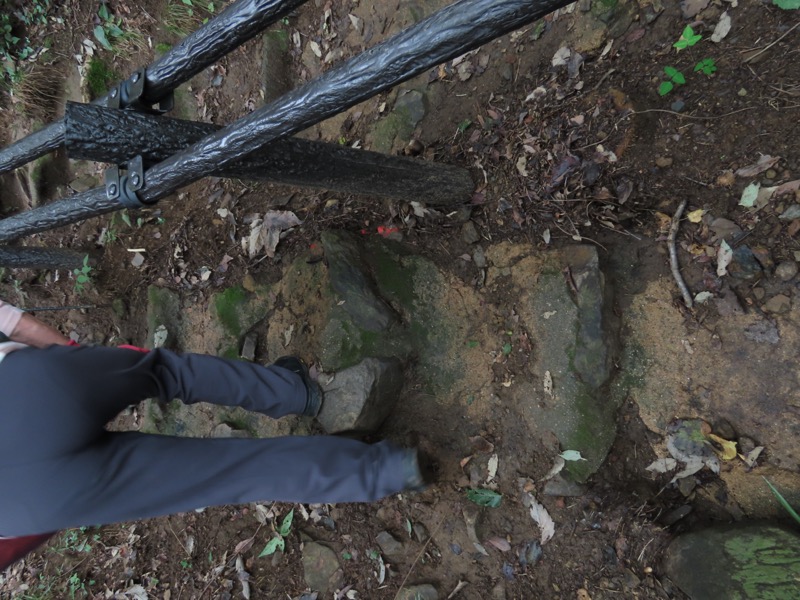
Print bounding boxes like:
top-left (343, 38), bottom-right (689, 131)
top-left (3, 345), bottom-right (309, 436)
top-left (0, 431), bottom-right (412, 536)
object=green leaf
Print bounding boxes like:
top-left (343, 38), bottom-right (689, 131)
top-left (502, 343), bottom-right (512, 355)
top-left (658, 81), bottom-right (673, 96)
top-left (258, 536), bottom-right (285, 557)
top-left (457, 119), bottom-right (472, 133)
top-left (342, 551), bottom-right (352, 560)
top-left (673, 39), bottom-right (688, 50)
top-left (774, 0), bottom-right (800, 8)
top-left (182, 0), bottom-right (194, 4)
top-left (98, 4), bottom-right (110, 20)
top-left (405, 518), bottom-right (412, 537)
top-left (107, 23), bottom-right (124, 38)
top-left (466, 488), bottom-right (503, 508)
top-left (467, 340), bottom-right (479, 348)
top-left (663, 66), bottom-right (679, 78)
top-left (120, 212), bottom-right (132, 227)
top-left (278, 509), bottom-right (294, 537)
top-left (93, 26), bottom-right (113, 50)
top-left (764, 477), bottom-right (800, 525)
top-left (672, 71), bottom-right (686, 85)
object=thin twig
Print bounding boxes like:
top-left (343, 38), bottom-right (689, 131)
top-left (668, 199), bottom-right (693, 309)
top-left (393, 517), bottom-right (444, 600)
top-left (620, 106), bottom-right (756, 124)
top-left (743, 21), bottom-right (800, 64)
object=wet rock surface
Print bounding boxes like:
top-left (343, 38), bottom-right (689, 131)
top-left (663, 523), bottom-right (800, 600)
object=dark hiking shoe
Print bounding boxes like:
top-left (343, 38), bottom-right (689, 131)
top-left (274, 356), bottom-right (323, 417)
top-left (401, 448), bottom-right (437, 492)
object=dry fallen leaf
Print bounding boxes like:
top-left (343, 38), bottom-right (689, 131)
top-left (540, 455), bottom-right (566, 481)
top-left (735, 155), bottom-right (780, 178)
top-left (740, 446), bottom-right (764, 468)
top-left (687, 208), bottom-right (705, 223)
top-left (487, 454), bottom-right (499, 483)
top-left (708, 433), bottom-right (738, 460)
top-left (717, 240), bottom-right (733, 276)
top-left (525, 493), bottom-right (555, 544)
top-left (646, 457), bottom-right (678, 473)
top-left (711, 11), bottom-right (731, 43)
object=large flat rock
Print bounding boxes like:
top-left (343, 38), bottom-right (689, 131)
top-left (663, 522), bottom-right (800, 600)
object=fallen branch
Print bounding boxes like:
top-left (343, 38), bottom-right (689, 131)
top-left (669, 199), bottom-right (693, 309)
top-left (743, 21), bottom-right (799, 64)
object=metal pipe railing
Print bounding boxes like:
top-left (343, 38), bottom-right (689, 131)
top-left (0, 0), bottom-right (570, 243)
top-left (0, 0), bottom-right (308, 175)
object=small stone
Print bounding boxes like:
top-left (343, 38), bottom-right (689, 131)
top-left (737, 88), bottom-right (747, 96)
top-left (500, 63), bottom-right (513, 81)
top-left (453, 205), bottom-right (473, 222)
top-left (473, 246), bottom-right (487, 269)
top-left (677, 477), bottom-right (696, 497)
top-left (713, 419), bottom-right (736, 440)
top-left (728, 246), bottom-right (762, 281)
top-left (765, 168), bottom-right (777, 180)
top-left (397, 584), bottom-right (438, 600)
top-left (655, 156), bottom-right (673, 168)
top-left (462, 221), bottom-right (481, 244)
top-left (623, 568), bottom-right (641, 588)
top-left (413, 523), bottom-right (430, 543)
top-left (670, 100), bottom-right (685, 113)
top-left (211, 74), bottom-right (224, 87)
top-left (543, 474), bottom-right (587, 497)
top-left (779, 204), bottom-right (800, 220)
top-left (69, 174), bottom-right (99, 193)
top-left (738, 436), bottom-right (757, 455)
top-left (240, 332), bottom-right (257, 361)
top-left (750, 247), bottom-right (773, 271)
top-left (763, 294), bottom-right (791, 314)
top-left (394, 90), bottom-right (427, 128)
top-left (131, 252), bottom-right (145, 268)
top-left (302, 542), bottom-right (343, 594)
top-left (663, 504), bottom-right (693, 525)
top-left (743, 320), bottom-right (780, 344)
top-left (317, 358), bottom-right (404, 434)
top-left (753, 287), bottom-right (766, 301)
top-left (775, 260), bottom-right (798, 282)
top-left (376, 531), bottom-right (405, 562)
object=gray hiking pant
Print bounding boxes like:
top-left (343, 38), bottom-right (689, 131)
top-left (0, 345), bottom-right (407, 536)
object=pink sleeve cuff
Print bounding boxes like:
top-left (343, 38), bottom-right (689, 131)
top-left (0, 300), bottom-right (23, 337)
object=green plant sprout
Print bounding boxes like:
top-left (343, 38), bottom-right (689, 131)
top-left (773, 0), bottom-right (800, 9)
top-left (73, 255), bottom-right (92, 294)
top-left (694, 58), bottom-right (717, 76)
top-left (658, 66), bottom-right (685, 96)
top-left (673, 25), bottom-right (702, 50)
top-left (94, 4), bottom-right (124, 51)
top-left (258, 508), bottom-right (294, 556)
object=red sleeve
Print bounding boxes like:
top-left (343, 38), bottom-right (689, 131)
top-left (0, 533), bottom-right (54, 571)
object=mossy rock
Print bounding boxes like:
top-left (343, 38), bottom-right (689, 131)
top-left (663, 522), bottom-right (800, 600)
top-left (212, 284), bottom-right (272, 356)
top-left (146, 285), bottom-right (182, 349)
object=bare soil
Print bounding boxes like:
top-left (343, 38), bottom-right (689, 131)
top-left (2, 0), bottom-right (799, 598)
